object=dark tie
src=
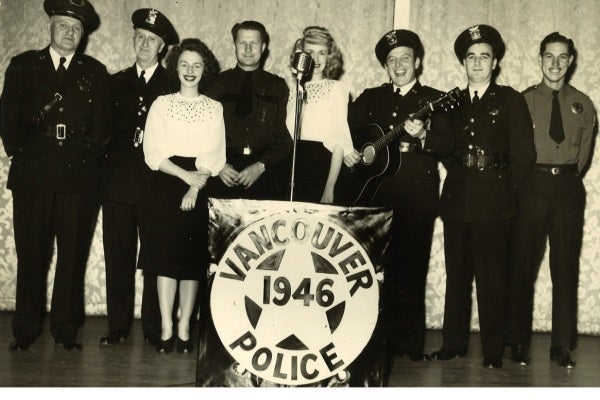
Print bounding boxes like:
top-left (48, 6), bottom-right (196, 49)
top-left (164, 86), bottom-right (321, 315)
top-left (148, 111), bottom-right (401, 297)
top-left (472, 90), bottom-right (479, 104)
top-left (57, 57), bottom-right (66, 84)
top-left (395, 88), bottom-right (402, 96)
top-left (138, 70), bottom-right (146, 87)
top-left (549, 90), bottom-right (565, 144)
top-left (235, 72), bottom-right (253, 119)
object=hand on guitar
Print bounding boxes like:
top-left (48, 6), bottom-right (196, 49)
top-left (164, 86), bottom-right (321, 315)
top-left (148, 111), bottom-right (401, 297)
top-left (404, 118), bottom-right (426, 139)
top-left (343, 149), bottom-right (362, 168)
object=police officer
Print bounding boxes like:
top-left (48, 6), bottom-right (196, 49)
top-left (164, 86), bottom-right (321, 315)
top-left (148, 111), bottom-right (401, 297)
top-left (1, 0), bottom-right (110, 351)
top-left (433, 25), bottom-right (536, 368)
top-left (99, 9), bottom-right (178, 346)
top-left (205, 20), bottom-right (292, 200)
top-left (506, 32), bottom-right (596, 368)
top-left (343, 30), bottom-right (453, 362)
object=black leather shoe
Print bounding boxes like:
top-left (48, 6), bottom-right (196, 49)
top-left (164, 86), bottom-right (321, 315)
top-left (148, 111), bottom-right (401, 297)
top-left (156, 337), bottom-right (175, 353)
top-left (408, 352), bottom-right (432, 362)
top-left (550, 346), bottom-right (576, 368)
top-left (9, 339), bottom-right (31, 351)
top-left (510, 344), bottom-right (530, 365)
top-left (99, 330), bottom-right (128, 345)
top-left (176, 337), bottom-right (194, 354)
top-left (56, 338), bottom-right (83, 351)
top-left (483, 357), bottom-right (503, 369)
top-left (145, 335), bottom-right (160, 346)
top-left (431, 347), bottom-right (467, 360)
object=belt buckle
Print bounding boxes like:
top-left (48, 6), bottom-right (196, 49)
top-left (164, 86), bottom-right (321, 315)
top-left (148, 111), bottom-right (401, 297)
top-left (243, 146), bottom-right (252, 155)
top-left (56, 124), bottom-right (66, 140)
top-left (551, 167), bottom-right (560, 175)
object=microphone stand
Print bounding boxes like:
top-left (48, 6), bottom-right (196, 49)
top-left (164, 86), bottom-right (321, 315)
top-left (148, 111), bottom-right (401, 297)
top-left (289, 75), bottom-right (306, 202)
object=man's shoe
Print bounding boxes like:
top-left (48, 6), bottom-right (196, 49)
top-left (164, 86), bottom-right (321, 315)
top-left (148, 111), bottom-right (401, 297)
top-left (9, 339), bottom-right (31, 351)
top-left (431, 347), bottom-right (467, 361)
top-left (145, 335), bottom-right (160, 346)
top-left (483, 357), bottom-right (503, 369)
top-left (99, 330), bottom-right (128, 345)
top-left (550, 346), bottom-right (576, 368)
top-left (56, 338), bottom-right (83, 351)
top-left (510, 344), bottom-right (530, 365)
top-left (408, 352), bottom-right (432, 362)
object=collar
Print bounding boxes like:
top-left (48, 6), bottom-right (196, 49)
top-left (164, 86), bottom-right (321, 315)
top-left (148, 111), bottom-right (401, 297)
top-left (393, 79), bottom-right (417, 96)
top-left (538, 82), bottom-right (564, 97)
top-left (136, 62), bottom-right (159, 83)
top-left (468, 82), bottom-right (490, 101)
top-left (49, 47), bottom-right (75, 70)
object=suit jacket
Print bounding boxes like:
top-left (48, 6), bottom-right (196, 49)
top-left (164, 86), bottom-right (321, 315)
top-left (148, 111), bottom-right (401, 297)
top-left (438, 83), bottom-right (536, 222)
top-left (0, 46), bottom-right (110, 194)
top-left (347, 82), bottom-right (453, 212)
top-left (101, 64), bottom-right (173, 203)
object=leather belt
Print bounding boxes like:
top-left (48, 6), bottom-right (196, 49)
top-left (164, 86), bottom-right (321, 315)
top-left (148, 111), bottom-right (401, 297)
top-left (44, 124), bottom-right (88, 140)
top-left (534, 164), bottom-right (578, 175)
top-left (399, 141), bottom-right (418, 153)
top-left (457, 153), bottom-right (510, 170)
top-left (227, 146), bottom-right (257, 156)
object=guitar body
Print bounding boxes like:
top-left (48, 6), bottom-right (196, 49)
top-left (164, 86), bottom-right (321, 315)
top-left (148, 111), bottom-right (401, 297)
top-left (336, 123), bottom-right (402, 206)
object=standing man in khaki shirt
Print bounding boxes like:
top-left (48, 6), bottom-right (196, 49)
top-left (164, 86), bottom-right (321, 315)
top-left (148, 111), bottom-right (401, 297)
top-left (506, 32), bottom-right (596, 368)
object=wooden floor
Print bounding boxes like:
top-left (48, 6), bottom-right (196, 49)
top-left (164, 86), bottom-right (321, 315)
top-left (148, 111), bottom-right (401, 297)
top-left (1, 311), bottom-right (599, 388)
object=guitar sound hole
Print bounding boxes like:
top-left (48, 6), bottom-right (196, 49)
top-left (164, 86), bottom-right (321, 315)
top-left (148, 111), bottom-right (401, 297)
top-left (361, 145), bottom-right (376, 165)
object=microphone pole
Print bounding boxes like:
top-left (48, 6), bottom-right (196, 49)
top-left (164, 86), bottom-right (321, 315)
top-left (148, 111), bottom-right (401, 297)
top-left (289, 51), bottom-right (313, 202)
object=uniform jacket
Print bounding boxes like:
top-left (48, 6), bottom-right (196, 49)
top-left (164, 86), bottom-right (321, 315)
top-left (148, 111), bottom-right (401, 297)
top-left (101, 64), bottom-right (173, 203)
top-left (0, 46), bottom-right (110, 194)
top-left (205, 66), bottom-right (292, 168)
top-left (439, 83), bottom-right (536, 222)
top-left (348, 82), bottom-right (453, 212)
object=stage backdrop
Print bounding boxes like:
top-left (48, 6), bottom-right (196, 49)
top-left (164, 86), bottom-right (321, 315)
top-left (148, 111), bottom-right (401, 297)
top-left (0, 0), bottom-right (599, 336)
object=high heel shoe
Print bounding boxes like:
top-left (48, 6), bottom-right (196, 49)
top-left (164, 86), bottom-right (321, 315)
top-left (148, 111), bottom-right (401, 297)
top-left (177, 337), bottom-right (194, 354)
top-left (156, 336), bottom-right (175, 353)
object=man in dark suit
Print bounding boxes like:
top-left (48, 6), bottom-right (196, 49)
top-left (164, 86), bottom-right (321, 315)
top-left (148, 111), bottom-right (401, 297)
top-left (343, 30), bottom-right (453, 362)
top-left (99, 8), bottom-right (178, 346)
top-left (506, 32), bottom-right (596, 368)
top-left (0, 0), bottom-right (110, 351)
top-left (433, 25), bottom-right (536, 368)
top-left (205, 20), bottom-right (292, 200)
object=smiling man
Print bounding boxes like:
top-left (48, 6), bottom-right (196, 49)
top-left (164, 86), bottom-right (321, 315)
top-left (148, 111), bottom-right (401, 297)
top-left (434, 24), bottom-right (536, 369)
top-left (343, 29), bottom-right (453, 364)
top-left (205, 21), bottom-right (292, 200)
top-left (506, 32), bottom-right (596, 368)
top-left (1, 0), bottom-right (109, 351)
top-left (99, 8), bottom-right (178, 348)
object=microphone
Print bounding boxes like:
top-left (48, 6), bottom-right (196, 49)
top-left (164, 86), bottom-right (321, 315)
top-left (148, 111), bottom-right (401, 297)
top-left (292, 51), bottom-right (314, 82)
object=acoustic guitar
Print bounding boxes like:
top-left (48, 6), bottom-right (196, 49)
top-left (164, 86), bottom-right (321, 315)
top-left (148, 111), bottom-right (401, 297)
top-left (336, 87), bottom-right (462, 206)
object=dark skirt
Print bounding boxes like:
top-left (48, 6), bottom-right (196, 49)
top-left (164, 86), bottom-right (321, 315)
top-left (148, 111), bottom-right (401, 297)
top-left (291, 140), bottom-right (331, 203)
top-left (138, 156), bottom-right (208, 280)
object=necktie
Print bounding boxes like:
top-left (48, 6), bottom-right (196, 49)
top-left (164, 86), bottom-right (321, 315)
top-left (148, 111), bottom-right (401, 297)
top-left (395, 88), bottom-right (402, 97)
top-left (549, 90), bottom-right (565, 144)
top-left (138, 70), bottom-right (146, 86)
top-left (472, 90), bottom-right (479, 104)
top-left (235, 72), bottom-right (253, 119)
top-left (57, 57), bottom-right (66, 84)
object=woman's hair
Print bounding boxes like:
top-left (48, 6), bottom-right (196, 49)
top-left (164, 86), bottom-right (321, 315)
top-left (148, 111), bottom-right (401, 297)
top-left (291, 26), bottom-right (344, 80)
top-left (166, 38), bottom-right (220, 93)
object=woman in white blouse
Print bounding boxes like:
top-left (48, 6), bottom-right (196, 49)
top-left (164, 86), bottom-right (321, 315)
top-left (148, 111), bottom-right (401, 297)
top-left (286, 26), bottom-right (353, 204)
top-left (140, 38), bottom-right (225, 354)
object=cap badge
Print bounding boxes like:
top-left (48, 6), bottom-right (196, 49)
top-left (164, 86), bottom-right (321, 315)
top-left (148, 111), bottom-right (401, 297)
top-left (468, 26), bottom-right (481, 40)
top-left (146, 9), bottom-right (158, 25)
top-left (385, 31), bottom-right (398, 46)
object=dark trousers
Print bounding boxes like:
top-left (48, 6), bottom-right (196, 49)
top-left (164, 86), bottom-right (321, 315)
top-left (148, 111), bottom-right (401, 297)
top-left (506, 173), bottom-right (584, 349)
top-left (11, 190), bottom-right (98, 343)
top-left (102, 200), bottom-right (160, 339)
top-left (384, 210), bottom-right (435, 355)
top-left (441, 219), bottom-right (510, 358)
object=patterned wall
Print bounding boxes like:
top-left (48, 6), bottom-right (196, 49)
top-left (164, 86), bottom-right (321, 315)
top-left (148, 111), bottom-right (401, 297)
top-left (0, 0), bottom-right (598, 336)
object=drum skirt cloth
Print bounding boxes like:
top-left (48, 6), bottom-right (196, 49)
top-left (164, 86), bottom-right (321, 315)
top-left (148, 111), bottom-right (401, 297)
top-left (138, 156), bottom-right (207, 280)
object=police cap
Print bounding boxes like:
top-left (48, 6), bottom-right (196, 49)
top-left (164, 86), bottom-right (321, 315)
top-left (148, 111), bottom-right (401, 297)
top-left (375, 29), bottom-right (424, 66)
top-left (44, 0), bottom-right (99, 31)
top-left (454, 24), bottom-right (505, 61)
top-left (132, 8), bottom-right (178, 45)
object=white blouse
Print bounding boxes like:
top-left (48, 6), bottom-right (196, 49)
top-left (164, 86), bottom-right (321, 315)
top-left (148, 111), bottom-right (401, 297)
top-left (144, 93), bottom-right (226, 176)
top-left (286, 79), bottom-right (354, 156)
